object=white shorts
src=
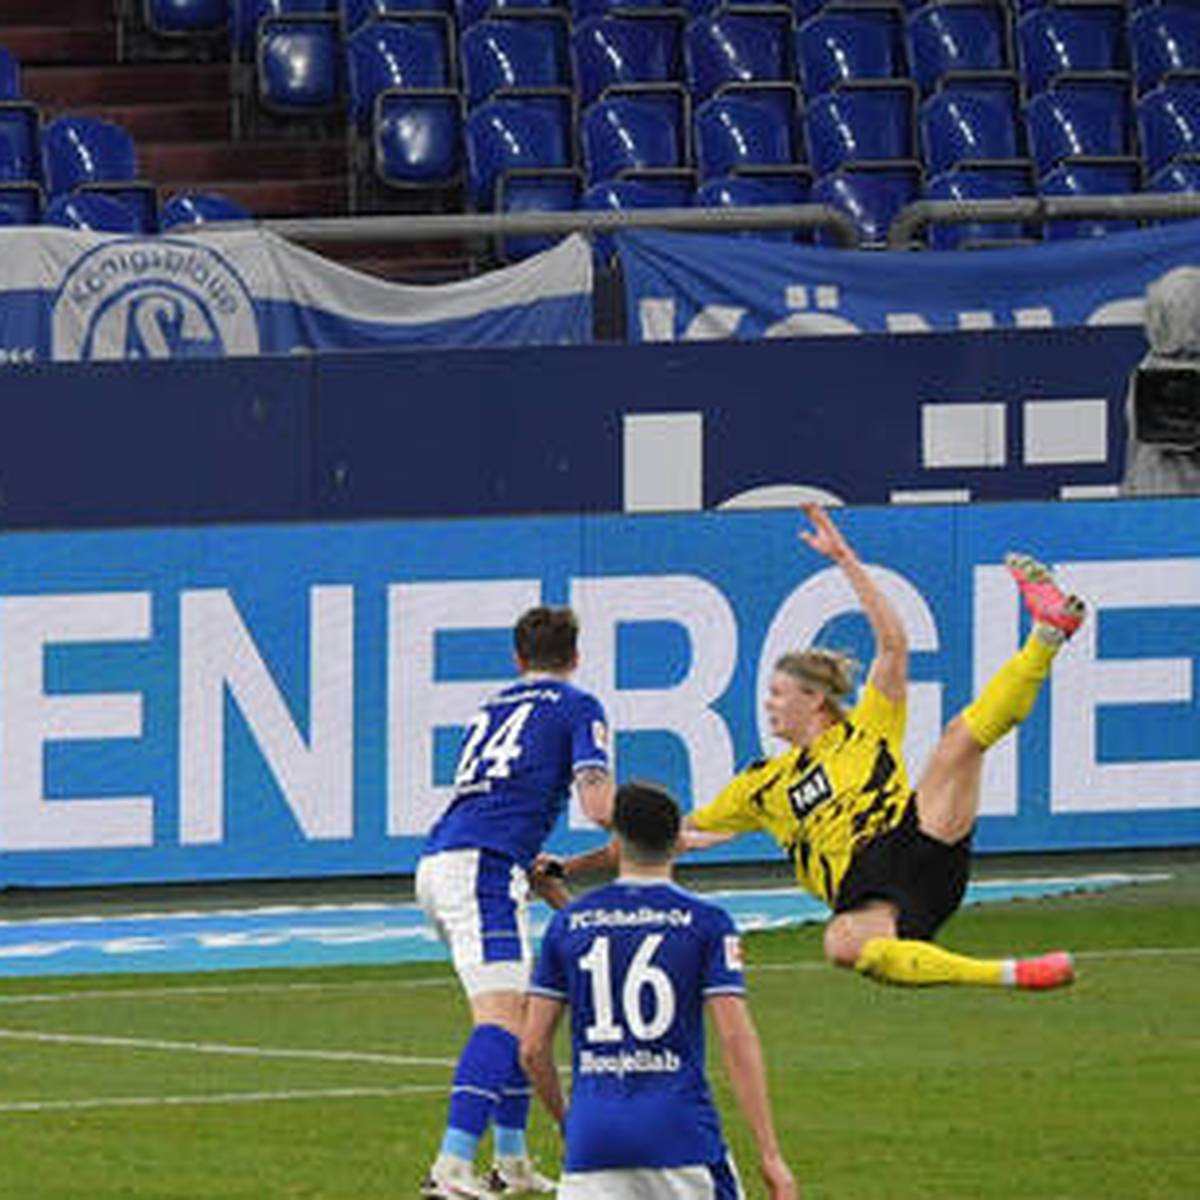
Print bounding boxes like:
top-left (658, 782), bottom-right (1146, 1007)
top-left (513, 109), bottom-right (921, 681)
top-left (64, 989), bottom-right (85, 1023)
top-left (557, 1157), bottom-right (744, 1200)
top-left (415, 848), bottom-right (532, 997)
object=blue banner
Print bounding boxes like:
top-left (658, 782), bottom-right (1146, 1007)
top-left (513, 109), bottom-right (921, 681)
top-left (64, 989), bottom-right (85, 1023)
top-left (0, 230), bottom-right (591, 365)
top-left (0, 499), bottom-right (1196, 888)
top-left (618, 221), bottom-right (1200, 341)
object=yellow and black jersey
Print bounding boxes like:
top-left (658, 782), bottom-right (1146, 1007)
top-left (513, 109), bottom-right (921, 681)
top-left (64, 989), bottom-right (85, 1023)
top-left (690, 682), bottom-right (912, 905)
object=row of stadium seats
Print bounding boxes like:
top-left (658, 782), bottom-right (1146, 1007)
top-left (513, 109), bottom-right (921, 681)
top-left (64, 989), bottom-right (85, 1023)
top-left (0, 189), bottom-right (250, 232)
top-left (240, 2), bottom-right (1200, 119)
top-left (0, 43), bottom-right (251, 231)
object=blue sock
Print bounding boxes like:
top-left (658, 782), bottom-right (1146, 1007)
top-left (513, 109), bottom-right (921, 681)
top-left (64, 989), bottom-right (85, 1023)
top-left (439, 1024), bottom-right (519, 1163)
top-left (494, 1059), bottom-right (532, 1158)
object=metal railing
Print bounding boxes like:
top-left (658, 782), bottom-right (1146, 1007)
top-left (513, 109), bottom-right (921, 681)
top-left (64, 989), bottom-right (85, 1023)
top-left (887, 192), bottom-right (1200, 249)
top-left (252, 203), bottom-right (861, 248)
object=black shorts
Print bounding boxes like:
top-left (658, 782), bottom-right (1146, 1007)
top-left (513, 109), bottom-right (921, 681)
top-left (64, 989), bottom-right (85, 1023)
top-left (833, 797), bottom-right (971, 941)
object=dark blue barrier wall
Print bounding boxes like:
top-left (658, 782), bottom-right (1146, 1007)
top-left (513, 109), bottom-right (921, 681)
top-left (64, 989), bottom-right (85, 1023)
top-left (0, 326), bottom-right (1146, 528)
top-left (0, 357), bottom-right (312, 528)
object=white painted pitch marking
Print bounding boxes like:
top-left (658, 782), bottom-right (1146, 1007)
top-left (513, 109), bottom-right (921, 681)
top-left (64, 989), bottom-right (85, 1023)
top-left (0, 1027), bottom-right (457, 1069)
top-left (0, 975), bottom-right (455, 1006)
top-left (0, 1084), bottom-right (446, 1114)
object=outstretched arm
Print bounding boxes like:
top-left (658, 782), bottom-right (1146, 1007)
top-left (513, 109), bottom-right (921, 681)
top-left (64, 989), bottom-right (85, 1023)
top-left (709, 995), bottom-right (798, 1200)
top-left (799, 503), bottom-right (907, 702)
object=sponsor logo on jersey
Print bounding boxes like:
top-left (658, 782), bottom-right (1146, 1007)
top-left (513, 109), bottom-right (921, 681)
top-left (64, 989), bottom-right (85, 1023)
top-left (724, 934), bottom-right (743, 972)
top-left (788, 766), bottom-right (832, 819)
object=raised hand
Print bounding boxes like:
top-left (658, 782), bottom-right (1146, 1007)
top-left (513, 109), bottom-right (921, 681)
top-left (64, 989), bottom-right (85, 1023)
top-left (798, 503), bottom-right (853, 564)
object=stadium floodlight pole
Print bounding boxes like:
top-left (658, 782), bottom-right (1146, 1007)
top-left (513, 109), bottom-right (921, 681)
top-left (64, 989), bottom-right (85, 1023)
top-left (179, 204), bottom-right (861, 249)
top-left (888, 192), bottom-right (1200, 250)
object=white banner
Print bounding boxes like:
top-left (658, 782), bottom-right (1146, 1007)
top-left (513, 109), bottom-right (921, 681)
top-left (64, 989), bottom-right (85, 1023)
top-left (0, 228), bottom-right (592, 363)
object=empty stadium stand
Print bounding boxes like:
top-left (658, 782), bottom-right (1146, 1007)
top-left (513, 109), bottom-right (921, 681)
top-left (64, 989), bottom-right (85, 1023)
top-left (0, 0), bottom-right (1196, 254)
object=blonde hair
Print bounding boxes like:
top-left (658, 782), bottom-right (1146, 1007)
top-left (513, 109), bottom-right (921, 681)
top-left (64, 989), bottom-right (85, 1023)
top-left (774, 648), bottom-right (859, 721)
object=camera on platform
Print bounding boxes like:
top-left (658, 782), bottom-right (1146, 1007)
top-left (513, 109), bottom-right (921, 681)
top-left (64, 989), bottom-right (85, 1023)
top-left (1133, 363), bottom-right (1200, 449)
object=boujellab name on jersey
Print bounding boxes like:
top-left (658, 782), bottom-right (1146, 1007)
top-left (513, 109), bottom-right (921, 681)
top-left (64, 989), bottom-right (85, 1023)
top-left (579, 1047), bottom-right (683, 1078)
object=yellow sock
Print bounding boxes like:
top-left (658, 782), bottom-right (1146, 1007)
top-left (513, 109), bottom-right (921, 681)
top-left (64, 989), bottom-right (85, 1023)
top-left (960, 631), bottom-right (1058, 750)
top-left (856, 937), bottom-right (1010, 987)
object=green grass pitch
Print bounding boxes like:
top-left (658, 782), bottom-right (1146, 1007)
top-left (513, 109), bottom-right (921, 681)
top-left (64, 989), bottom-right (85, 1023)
top-left (0, 854), bottom-right (1196, 1199)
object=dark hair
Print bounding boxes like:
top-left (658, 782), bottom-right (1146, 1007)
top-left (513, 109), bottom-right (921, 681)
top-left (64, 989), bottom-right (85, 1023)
top-left (614, 782), bottom-right (681, 862)
top-left (514, 606), bottom-right (579, 671)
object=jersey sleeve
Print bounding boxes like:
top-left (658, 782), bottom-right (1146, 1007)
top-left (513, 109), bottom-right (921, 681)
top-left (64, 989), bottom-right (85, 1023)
top-left (529, 911), bottom-right (569, 1000)
top-left (850, 678), bottom-right (907, 744)
top-left (689, 765), bottom-right (767, 834)
top-left (570, 692), bottom-right (611, 774)
top-left (701, 905), bottom-right (746, 999)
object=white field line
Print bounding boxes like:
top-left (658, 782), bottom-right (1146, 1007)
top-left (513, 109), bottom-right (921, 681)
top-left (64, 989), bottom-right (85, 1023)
top-left (0, 1083), bottom-right (446, 1114)
top-left (1, 945), bottom-right (1197, 1118)
top-left (0, 941), bottom-right (1197, 1009)
top-left (0, 975), bottom-right (457, 1006)
top-left (0, 1027), bottom-right (457, 1069)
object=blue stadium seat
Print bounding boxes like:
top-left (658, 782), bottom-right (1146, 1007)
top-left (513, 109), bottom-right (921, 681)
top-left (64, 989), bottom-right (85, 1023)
top-left (920, 85), bottom-right (1023, 176)
top-left (0, 46), bottom-right (22, 100)
top-left (906, 1), bottom-right (1011, 94)
top-left (0, 102), bottom-right (39, 184)
top-left (695, 172), bottom-right (810, 240)
top-left (795, 7), bottom-right (904, 99)
top-left (346, 17), bottom-right (453, 130)
top-left (694, 92), bottom-right (804, 180)
top-left (1149, 159), bottom-right (1200, 194)
top-left (344, 0), bottom-right (453, 32)
top-left (465, 94), bottom-right (573, 209)
top-left (376, 89), bottom-right (463, 186)
top-left (581, 162), bottom-right (690, 261)
top-left (571, 16), bottom-right (683, 107)
top-left (0, 125), bottom-right (41, 226)
top-left (573, 0), bottom-right (681, 21)
top-left (0, 48), bottom-right (40, 188)
top-left (582, 176), bottom-right (692, 210)
top-left (1024, 79), bottom-right (1133, 178)
top-left (257, 16), bottom-right (343, 112)
top-left (1130, 4), bottom-right (1200, 95)
top-left (459, 0), bottom-right (566, 29)
top-left (461, 18), bottom-right (569, 109)
top-left (811, 162), bottom-right (921, 245)
top-left (684, 11), bottom-right (792, 102)
top-left (161, 191), bottom-right (253, 228)
top-left (805, 82), bottom-right (916, 176)
top-left (41, 117), bottom-right (158, 232)
top-left (923, 164), bottom-right (1033, 249)
top-left (582, 94), bottom-right (686, 184)
top-left (1016, 3), bottom-right (1126, 95)
top-left (497, 167), bottom-right (582, 259)
top-left (145, 0), bottom-right (229, 35)
top-left (1137, 79), bottom-right (1200, 178)
top-left (0, 187), bottom-right (41, 226)
top-left (44, 192), bottom-right (142, 233)
top-left (1040, 160), bottom-right (1139, 239)
top-left (234, 0), bottom-right (336, 59)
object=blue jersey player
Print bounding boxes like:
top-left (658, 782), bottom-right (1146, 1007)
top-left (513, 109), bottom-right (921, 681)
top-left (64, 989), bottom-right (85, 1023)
top-left (416, 606), bottom-right (614, 1198)
top-left (522, 782), bottom-right (796, 1200)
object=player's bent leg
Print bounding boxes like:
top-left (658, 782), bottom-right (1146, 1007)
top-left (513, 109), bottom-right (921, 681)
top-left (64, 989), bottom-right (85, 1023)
top-left (823, 901), bottom-right (898, 968)
top-left (913, 718), bottom-right (984, 845)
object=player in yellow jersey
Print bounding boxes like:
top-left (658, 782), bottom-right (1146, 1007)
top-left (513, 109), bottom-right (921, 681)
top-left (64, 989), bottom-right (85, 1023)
top-left (543, 505), bottom-right (1082, 990)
